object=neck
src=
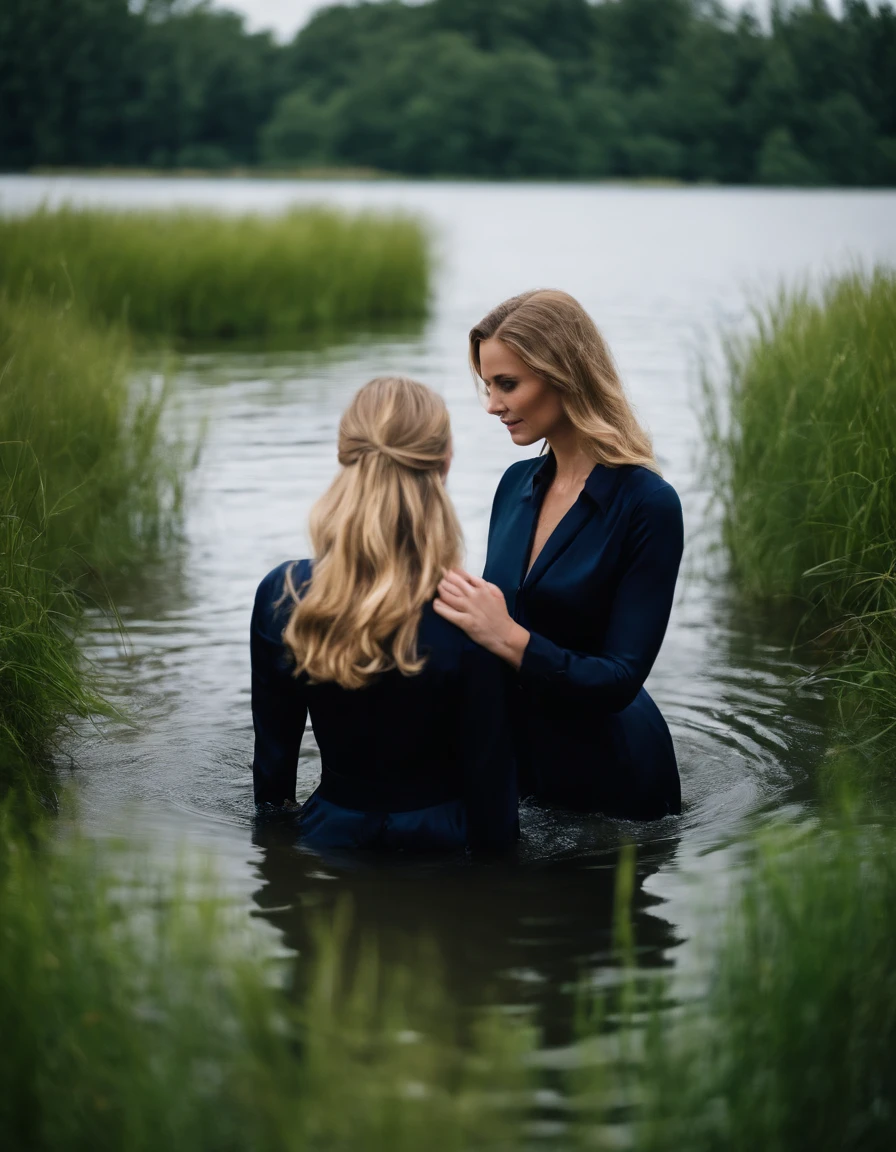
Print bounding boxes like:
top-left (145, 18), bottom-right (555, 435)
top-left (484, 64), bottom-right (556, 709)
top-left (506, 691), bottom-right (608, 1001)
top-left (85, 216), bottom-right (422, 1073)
top-left (546, 427), bottom-right (593, 487)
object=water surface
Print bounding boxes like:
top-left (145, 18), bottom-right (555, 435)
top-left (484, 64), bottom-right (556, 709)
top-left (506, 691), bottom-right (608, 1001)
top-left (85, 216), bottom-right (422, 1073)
top-left (5, 176), bottom-right (895, 1032)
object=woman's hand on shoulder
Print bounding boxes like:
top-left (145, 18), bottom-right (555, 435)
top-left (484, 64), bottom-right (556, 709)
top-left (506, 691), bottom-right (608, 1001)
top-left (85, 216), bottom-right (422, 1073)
top-left (434, 569), bottom-right (529, 670)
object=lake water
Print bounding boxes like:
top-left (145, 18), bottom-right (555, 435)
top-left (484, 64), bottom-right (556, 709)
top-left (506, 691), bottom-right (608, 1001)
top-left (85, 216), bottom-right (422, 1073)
top-left (4, 176), bottom-right (896, 1036)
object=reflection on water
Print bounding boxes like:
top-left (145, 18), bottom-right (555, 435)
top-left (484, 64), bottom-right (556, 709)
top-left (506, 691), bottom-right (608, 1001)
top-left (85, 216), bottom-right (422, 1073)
top-left (251, 817), bottom-right (680, 1045)
top-left (5, 177), bottom-right (894, 1024)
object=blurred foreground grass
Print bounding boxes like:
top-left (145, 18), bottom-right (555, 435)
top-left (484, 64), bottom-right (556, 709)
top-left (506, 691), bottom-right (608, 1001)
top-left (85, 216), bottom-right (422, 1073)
top-left (705, 267), bottom-right (896, 756)
top-left (1, 803), bottom-right (893, 1151)
top-left (638, 808), bottom-right (896, 1152)
top-left (0, 206), bottom-right (431, 340)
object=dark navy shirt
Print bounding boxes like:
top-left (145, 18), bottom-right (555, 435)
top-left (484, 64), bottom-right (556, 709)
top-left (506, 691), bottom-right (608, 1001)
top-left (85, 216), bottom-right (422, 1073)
top-left (250, 560), bottom-right (518, 850)
top-left (483, 453), bottom-right (683, 819)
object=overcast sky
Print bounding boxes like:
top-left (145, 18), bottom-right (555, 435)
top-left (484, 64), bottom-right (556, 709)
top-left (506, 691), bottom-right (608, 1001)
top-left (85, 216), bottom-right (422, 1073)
top-left (229, 0), bottom-right (847, 43)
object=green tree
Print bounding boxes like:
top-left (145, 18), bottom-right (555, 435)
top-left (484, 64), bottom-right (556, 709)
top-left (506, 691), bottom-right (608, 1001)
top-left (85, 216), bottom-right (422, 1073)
top-left (596, 0), bottom-right (694, 91)
top-left (756, 127), bottom-right (822, 186)
top-left (572, 84), bottom-right (628, 177)
top-left (260, 90), bottom-right (333, 166)
top-left (807, 91), bottom-right (877, 185)
top-left (0, 0), bottom-right (138, 168)
top-left (430, 0), bottom-right (594, 60)
top-left (2, 0), bottom-right (895, 183)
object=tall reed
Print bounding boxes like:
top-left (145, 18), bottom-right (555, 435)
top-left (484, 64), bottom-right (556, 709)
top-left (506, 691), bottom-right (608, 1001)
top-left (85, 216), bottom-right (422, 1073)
top-left (2, 803), bottom-right (893, 1151)
top-left (0, 503), bottom-right (100, 795)
top-left (0, 206), bottom-right (431, 340)
top-left (704, 267), bottom-right (896, 744)
top-left (637, 813), bottom-right (896, 1152)
top-left (0, 297), bottom-right (186, 790)
top-left (0, 810), bottom-right (534, 1152)
top-left (0, 296), bottom-right (184, 574)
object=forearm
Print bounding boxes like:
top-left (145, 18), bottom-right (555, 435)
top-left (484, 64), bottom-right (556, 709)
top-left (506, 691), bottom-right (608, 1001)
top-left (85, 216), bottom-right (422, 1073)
top-left (250, 602), bottom-right (304, 805)
top-left (520, 630), bottom-right (646, 711)
top-left (486, 620), bottom-right (530, 671)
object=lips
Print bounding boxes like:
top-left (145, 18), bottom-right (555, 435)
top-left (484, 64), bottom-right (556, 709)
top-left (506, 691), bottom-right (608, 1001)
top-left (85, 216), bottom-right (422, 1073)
top-left (502, 419), bottom-right (522, 430)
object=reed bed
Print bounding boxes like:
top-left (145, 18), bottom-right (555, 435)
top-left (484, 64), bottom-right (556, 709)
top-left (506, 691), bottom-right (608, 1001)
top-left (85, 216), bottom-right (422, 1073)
top-left (0, 296), bottom-right (184, 574)
top-left (0, 811), bottom-right (532, 1152)
top-left (704, 267), bottom-right (896, 744)
top-left (638, 814), bottom-right (896, 1152)
top-left (0, 297), bottom-right (185, 791)
top-left (0, 502), bottom-right (99, 795)
top-left (0, 206), bottom-right (431, 340)
top-left (1, 804), bottom-right (892, 1151)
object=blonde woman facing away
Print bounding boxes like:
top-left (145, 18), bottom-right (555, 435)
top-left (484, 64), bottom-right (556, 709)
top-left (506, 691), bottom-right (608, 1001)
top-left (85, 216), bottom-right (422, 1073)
top-left (435, 291), bottom-right (683, 821)
top-left (250, 376), bottom-right (517, 853)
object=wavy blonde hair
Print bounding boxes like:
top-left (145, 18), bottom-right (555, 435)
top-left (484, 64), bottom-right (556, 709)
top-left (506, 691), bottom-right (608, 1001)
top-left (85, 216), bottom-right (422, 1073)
top-left (470, 289), bottom-right (658, 472)
top-left (283, 376), bottom-right (462, 690)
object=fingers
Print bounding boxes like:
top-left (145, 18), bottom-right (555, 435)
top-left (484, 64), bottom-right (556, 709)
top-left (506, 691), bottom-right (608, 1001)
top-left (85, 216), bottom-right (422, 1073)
top-left (437, 587), bottom-right (467, 611)
top-left (438, 573), bottom-right (473, 601)
top-left (445, 567), bottom-right (480, 587)
top-left (433, 597), bottom-right (464, 625)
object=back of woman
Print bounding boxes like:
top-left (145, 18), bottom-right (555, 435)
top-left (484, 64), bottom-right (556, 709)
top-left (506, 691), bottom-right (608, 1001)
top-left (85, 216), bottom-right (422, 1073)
top-left (250, 376), bottom-right (517, 854)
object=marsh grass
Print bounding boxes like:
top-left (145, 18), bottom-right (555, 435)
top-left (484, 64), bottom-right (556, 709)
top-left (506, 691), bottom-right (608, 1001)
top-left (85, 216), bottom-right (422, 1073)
top-left (637, 814), bottom-right (896, 1152)
top-left (0, 206), bottom-right (431, 341)
top-left (0, 296), bottom-right (186, 574)
top-left (703, 267), bottom-right (896, 745)
top-left (0, 811), bottom-right (535, 1152)
top-left (0, 502), bottom-right (101, 795)
top-left (0, 297), bottom-right (187, 790)
top-left (2, 804), bottom-right (894, 1152)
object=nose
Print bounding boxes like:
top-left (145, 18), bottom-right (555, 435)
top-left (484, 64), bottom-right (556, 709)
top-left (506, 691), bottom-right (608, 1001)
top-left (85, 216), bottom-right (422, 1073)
top-left (485, 390), bottom-right (506, 416)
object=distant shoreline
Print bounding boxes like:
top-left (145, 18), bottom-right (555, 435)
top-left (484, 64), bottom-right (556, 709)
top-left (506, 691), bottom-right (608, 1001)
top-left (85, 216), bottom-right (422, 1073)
top-left (6, 169), bottom-right (893, 190)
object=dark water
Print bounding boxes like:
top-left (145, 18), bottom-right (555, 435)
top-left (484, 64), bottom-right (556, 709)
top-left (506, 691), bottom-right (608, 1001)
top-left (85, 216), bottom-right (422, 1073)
top-left (5, 177), bottom-right (896, 1033)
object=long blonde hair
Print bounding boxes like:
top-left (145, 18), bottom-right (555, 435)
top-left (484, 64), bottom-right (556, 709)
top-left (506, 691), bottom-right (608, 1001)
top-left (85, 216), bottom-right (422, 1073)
top-left (283, 376), bottom-right (462, 690)
top-left (470, 289), bottom-right (658, 472)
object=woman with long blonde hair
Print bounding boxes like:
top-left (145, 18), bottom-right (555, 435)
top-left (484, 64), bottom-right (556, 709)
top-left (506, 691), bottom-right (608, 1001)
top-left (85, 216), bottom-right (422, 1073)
top-left (251, 376), bottom-right (517, 852)
top-left (435, 291), bottom-right (683, 820)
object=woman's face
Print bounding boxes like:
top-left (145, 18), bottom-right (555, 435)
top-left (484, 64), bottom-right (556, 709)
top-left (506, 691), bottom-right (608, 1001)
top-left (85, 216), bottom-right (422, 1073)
top-left (478, 338), bottom-right (569, 446)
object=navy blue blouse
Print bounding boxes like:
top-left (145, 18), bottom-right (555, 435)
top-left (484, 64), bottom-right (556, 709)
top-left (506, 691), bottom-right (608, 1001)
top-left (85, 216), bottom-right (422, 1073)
top-left (483, 453), bottom-right (683, 820)
top-left (251, 560), bottom-right (518, 852)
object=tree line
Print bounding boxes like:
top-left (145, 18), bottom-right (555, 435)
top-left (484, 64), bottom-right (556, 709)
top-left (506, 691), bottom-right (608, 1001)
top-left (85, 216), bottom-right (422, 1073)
top-left (2, 0), bottom-right (894, 184)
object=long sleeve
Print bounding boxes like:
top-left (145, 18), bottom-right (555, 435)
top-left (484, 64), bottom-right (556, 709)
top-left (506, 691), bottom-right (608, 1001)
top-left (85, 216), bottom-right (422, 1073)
top-left (519, 485), bottom-right (683, 713)
top-left (250, 570), bottom-right (307, 806)
top-left (459, 642), bottom-right (518, 852)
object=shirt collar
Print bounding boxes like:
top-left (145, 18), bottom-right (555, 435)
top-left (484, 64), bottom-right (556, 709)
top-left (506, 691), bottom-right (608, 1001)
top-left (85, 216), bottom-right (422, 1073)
top-left (526, 450), bottom-right (619, 513)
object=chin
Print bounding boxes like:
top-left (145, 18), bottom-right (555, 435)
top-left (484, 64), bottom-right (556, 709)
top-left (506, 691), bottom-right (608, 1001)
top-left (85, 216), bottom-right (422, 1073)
top-left (512, 430), bottom-right (542, 447)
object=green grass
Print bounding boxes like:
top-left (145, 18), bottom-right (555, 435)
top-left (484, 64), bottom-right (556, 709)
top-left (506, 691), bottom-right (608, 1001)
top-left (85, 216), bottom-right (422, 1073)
top-left (0, 206), bottom-right (431, 340)
top-left (637, 813), bottom-right (896, 1152)
top-left (0, 296), bottom-right (185, 574)
top-left (0, 296), bottom-right (187, 792)
top-left (2, 802), bottom-right (894, 1152)
top-left (0, 502), bottom-right (100, 798)
top-left (0, 810), bottom-right (534, 1152)
top-left (704, 267), bottom-right (896, 745)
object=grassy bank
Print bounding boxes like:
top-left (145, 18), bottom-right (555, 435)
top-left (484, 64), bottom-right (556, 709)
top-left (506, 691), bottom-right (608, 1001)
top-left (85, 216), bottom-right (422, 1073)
top-left (0, 206), bottom-right (431, 341)
top-left (706, 267), bottom-right (896, 745)
top-left (1, 804), bottom-right (893, 1151)
top-left (0, 297), bottom-right (185, 792)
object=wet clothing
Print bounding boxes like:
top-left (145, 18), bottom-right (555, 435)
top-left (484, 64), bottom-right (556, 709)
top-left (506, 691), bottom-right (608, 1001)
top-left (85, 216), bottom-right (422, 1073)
top-left (251, 560), bottom-right (518, 853)
top-left (484, 454), bottom-right (683, 820)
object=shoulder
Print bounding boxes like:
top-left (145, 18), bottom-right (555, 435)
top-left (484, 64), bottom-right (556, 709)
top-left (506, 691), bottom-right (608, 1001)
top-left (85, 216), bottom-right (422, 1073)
top-left (418, 600), bottom-right (467, 656)
top-left (615, 468), bottom-right (683, 554)
top-left (492, 456), bottom-right (543, 505)
top-left (255, 559), bottom-right (310, 603)
top-left (418, 602), bottom-right (501, 672)
top-left (253, 560), bottom-right (311, 636)
top-left (618, 467), bottom-right (682, 518)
